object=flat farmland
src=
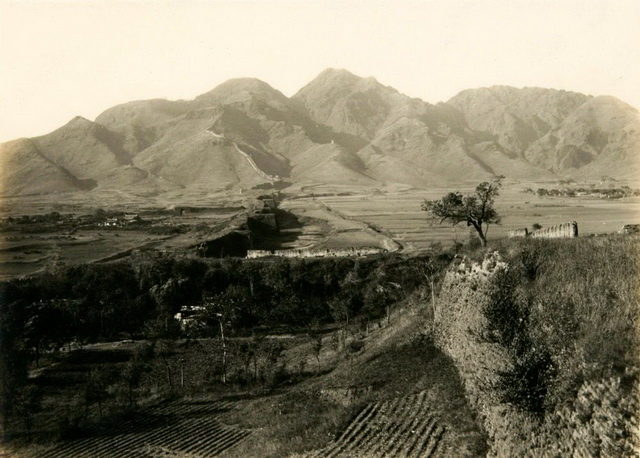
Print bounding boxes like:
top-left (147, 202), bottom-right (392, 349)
top-left (0, 231), bottom-right (170, 280)
top-left (0, 201), bottom-right (247, 279)
top-left (0, 188), bottom-right (252, 218)
top-left (280, 198), bottom-right (399, 250)
top-left (313, 185), bottom-right (640, 251)
top-left (2, 184), bottom-right (638, 274)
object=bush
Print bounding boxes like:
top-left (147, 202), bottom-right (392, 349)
top-left (525, 238), bottom-right (639, 408)
top-left (483, 267), bottom-right (554, 415)
top-left (488, 236), bottom-right (639, 414)
top-left (517, 242), bottom-right (546, 281)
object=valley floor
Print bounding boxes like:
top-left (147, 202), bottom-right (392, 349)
top-left (3, 183), bottom-right (639, 280)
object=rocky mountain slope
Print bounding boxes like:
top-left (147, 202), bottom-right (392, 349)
top-left (2, 69), bottom-right (638, 196)
top-left (0, 138), bottom-right (95, 195)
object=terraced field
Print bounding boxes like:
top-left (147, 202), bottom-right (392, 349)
top-left (306, 391), bottom-right (446, 458)
top-left (34, 399), bottom-right (250, 458)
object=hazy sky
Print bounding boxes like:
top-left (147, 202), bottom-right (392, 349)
top-left (1, 0), bottom-right (639, 142)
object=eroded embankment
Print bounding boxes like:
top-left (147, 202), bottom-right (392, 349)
top-left (434, 251), bottom-right (639, 456)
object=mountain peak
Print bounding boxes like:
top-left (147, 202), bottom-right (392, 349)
top-left (317, 67), bottom-right (360, 79)
top-left (297, 68), bottom-right (382, 94)
top-left (66, 115), bottom-right (94, 128)
top-left (588, 95), bottom-right (638, 113)
top-left (3, 70), bottom-right (638, 196)
top-left (213, 77), bottom-right (279, 93)
top-left (196, 77), bottom-right (289, 107)
top-left (448, 85), bottom-right (590, 105)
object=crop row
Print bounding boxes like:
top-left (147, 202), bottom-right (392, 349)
top-left (309, 391), bottom-right (446, 457)
top-left (37, 399), bottom-right (249, 458)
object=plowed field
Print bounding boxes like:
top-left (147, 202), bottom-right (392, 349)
top-left (34, 399), bottom-right (250, 458)
top-left (306, 391), bottom-right (445, 458)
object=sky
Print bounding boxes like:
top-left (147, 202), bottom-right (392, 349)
top-left (1, 0), bottom-right (639, 142)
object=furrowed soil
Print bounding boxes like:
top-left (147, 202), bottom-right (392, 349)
top-left (222, 306), bottom-right (487, 457)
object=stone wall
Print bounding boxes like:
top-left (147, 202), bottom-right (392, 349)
top-left (529, 221), bottom-right (578, 239)
top-left (434, 253), bottom-right (639, 456)
top-left (508, 228), bottom-right (528, 238)
top-left (246, 246), bottom-right (385, 259)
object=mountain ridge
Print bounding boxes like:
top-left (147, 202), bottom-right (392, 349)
top-left (1, 69), bottom-right (638, 196)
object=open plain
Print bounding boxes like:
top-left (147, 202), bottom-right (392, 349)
top-left (1, 181), bottom-right (639, 281)
top-left (303, 181), bottom-right (640, 250)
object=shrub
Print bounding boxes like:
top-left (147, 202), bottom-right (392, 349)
top-left (496, 347), bottom-right (554, 416)
top-left (516, 242), bottom-right (546, 281)
top-left (490, 236), bottom-right (639, 414)
top-left (483, 267), bottom-right (554, 415)
top-left (525, 238), bottom-right (639, 408)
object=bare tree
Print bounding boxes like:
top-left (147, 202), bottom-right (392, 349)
top-left (203, 288), bottom-right (240, 384)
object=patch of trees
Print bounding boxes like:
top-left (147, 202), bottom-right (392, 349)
top-left (0, 251), bottom-right (452, 439)
top-left (525, 186), bottom-right (640, 199)
top-left (0, 209), bottom-right (150, 233)
top-left (1, 212), bottom-right (68, 226)
top-left (0, 212), bottom-right (73, 233)
top-left (1, 254), bottom-right (451, 344)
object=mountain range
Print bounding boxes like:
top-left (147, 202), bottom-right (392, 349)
top-left (2, 68), bottom-right (639, 196)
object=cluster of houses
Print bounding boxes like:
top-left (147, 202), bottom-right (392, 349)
top-left (527, 187), bottom-right (639, 199)
top-left (96, 214), bottom-right (141, 228)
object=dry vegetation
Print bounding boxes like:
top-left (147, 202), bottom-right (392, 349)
top-left (436, 235), bottom-right (640, 456)
top-left (1, 183), bottom-right (638, 457)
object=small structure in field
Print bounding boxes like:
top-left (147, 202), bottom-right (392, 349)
top-left (620, 224), bottom-right (640, 234)
top-left (174, 305), bottom-right (206, 330)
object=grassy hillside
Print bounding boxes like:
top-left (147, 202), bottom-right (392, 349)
top-left (436, 235), bottom-right (640, 456)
